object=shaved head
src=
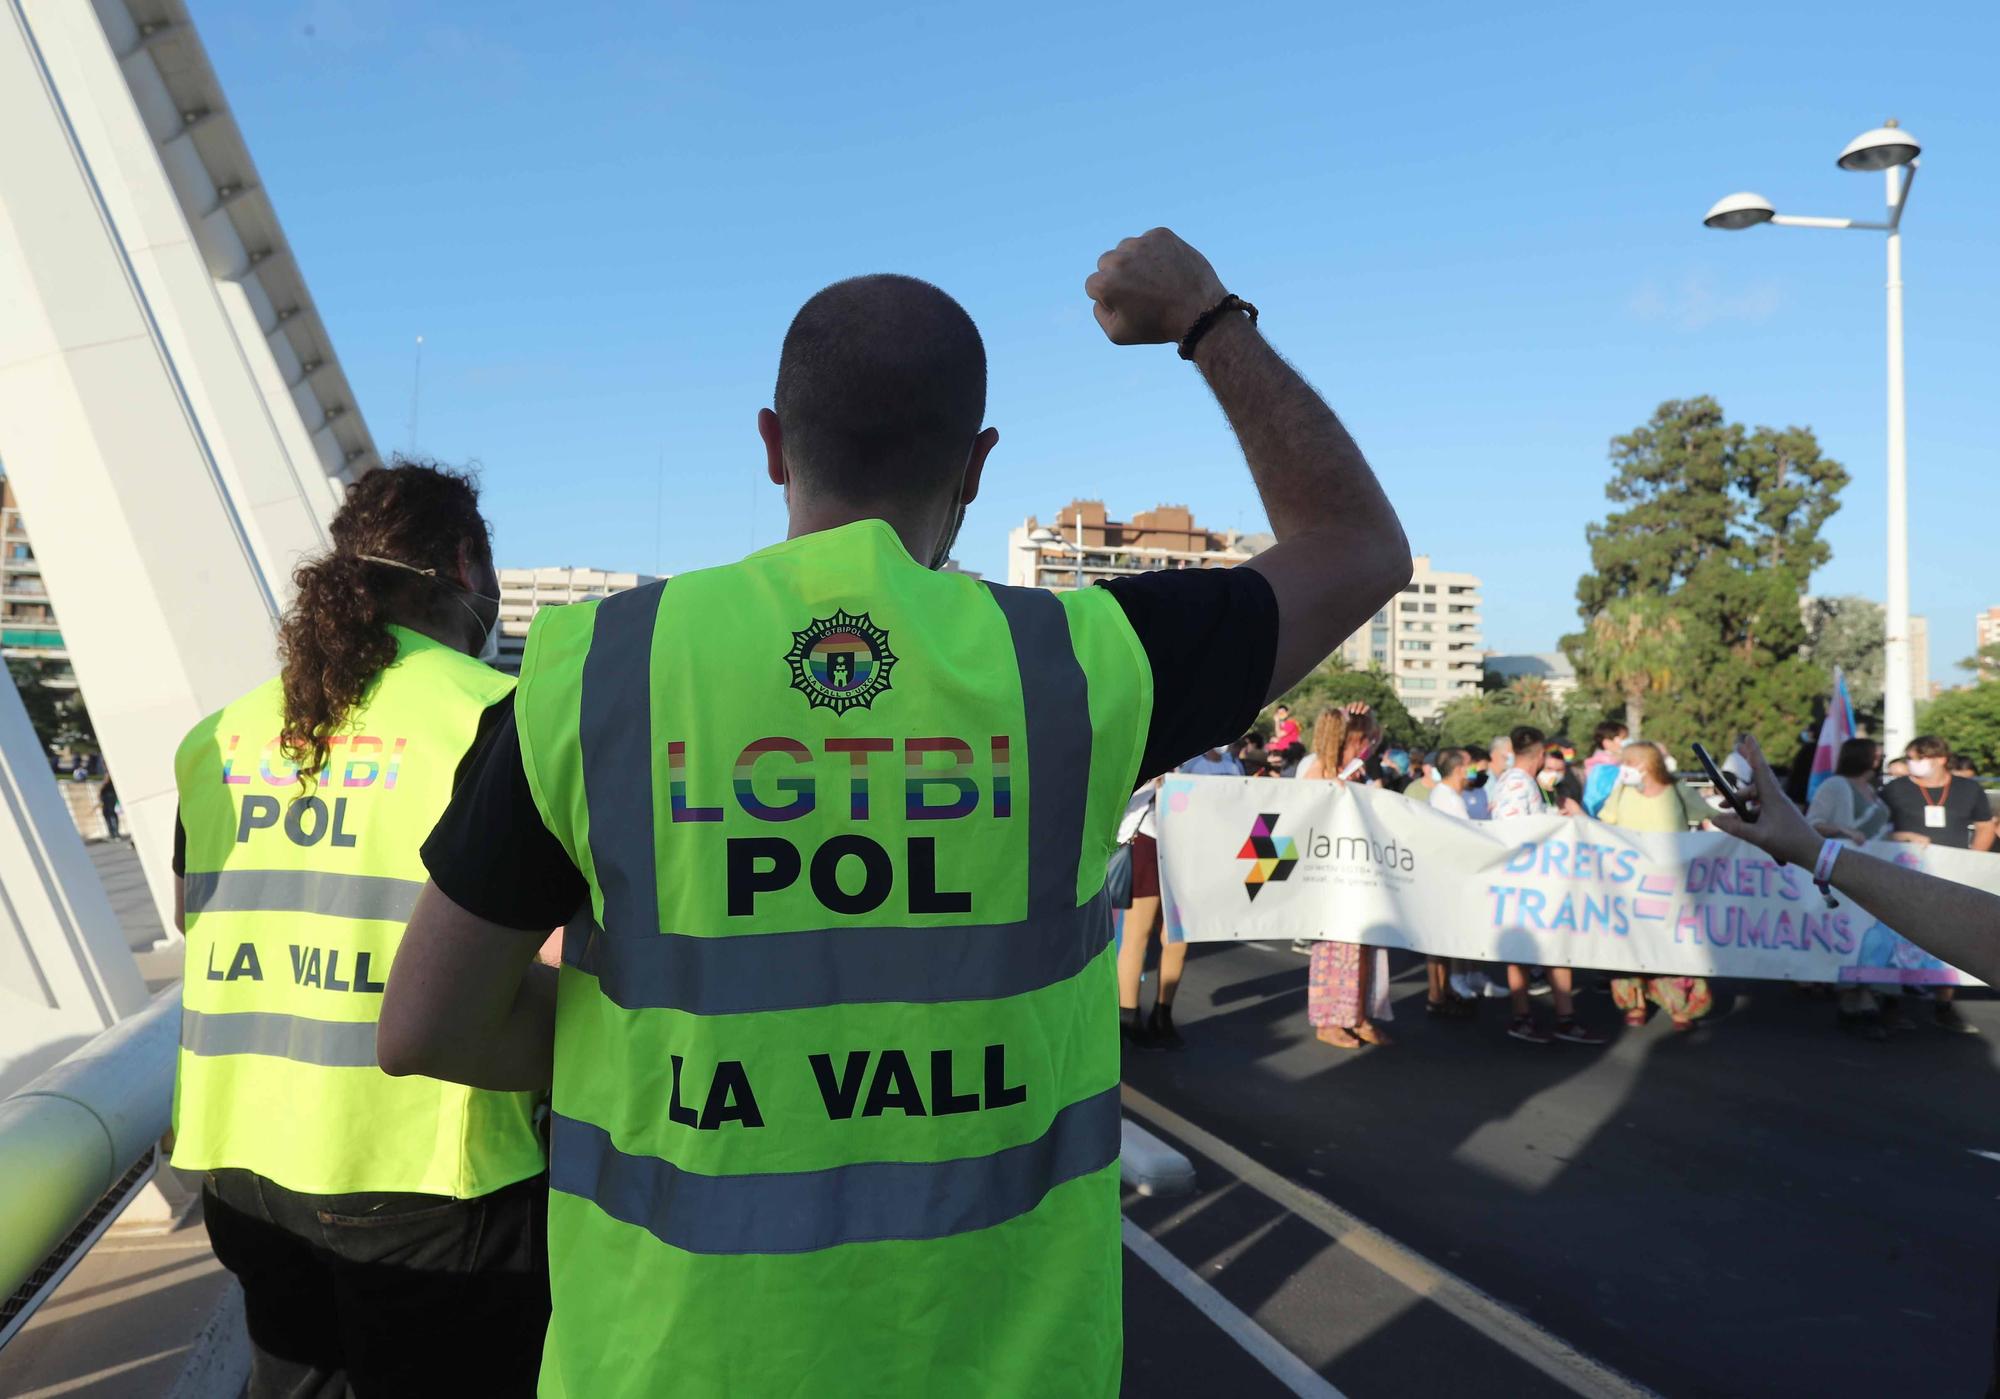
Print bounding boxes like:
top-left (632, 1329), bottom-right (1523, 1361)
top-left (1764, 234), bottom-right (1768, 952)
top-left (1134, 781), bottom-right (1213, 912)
top-left (773, 274), bottom-right (986, 507)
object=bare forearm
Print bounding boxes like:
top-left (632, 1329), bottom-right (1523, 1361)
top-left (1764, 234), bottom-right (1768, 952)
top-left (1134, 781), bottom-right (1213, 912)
top-left (379, 882), bottom-right (559, 1090)
top-left (1193, 314), bottom-right (1393, 546)
top-left (1826, 848), bottom-right (2000, 987)
top-left (382, 963), bottom-right (556, 1091)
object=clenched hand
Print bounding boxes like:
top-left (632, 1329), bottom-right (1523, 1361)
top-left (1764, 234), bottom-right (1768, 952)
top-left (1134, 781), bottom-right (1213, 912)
top-left (1084, 228), bottom-right (1227, 346)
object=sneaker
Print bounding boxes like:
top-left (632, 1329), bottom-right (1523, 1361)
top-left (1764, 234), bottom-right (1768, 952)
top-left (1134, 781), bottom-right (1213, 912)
top-left (1149, 1003), bottom-right (1185, 1049)
top-left (1507, 1016), bottom-right (1551, 1045)
top-left (1934, 1004), bottom-right (1980, 1036)
top-left (1881, 999), bottom-right (1917, 1033)
top-left (1553, 1018), bottom-right (1607, 1046)
top-left (1290, 939), bottom-right (1316, 955)
top-left (1120, 1014), bottom-right (1157, 1052)
top-left (1449, 971), bottom-right (1483, 999)
top-left (1526, 976), bottom-right (1553, 998)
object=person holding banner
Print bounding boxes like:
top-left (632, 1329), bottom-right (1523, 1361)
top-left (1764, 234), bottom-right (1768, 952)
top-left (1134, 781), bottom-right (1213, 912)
top-left (1299, 704), bottom-right (1394, 1047)
top-left (1600, 741), bottom-right (1716, 1031)
top-left (1492, 726), bottom-right (1605, 1045)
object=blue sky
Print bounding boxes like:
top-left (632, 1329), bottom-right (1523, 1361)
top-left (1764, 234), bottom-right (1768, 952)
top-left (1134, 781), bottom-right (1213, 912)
top-left (199, 0), bottom-right (1997, 681)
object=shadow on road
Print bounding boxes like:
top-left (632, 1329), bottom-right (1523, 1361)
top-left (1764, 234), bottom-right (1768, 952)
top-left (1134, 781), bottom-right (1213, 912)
top-left (1121, 940), bottom-right (2000, 1398)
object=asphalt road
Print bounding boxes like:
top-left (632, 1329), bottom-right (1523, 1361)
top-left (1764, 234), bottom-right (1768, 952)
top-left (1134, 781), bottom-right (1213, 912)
top-left (1119, 942), bottom-right (2000, 1398)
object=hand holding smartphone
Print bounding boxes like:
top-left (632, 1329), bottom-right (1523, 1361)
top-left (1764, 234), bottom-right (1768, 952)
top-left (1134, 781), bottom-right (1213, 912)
top-left (1692, 741), bottom-right (1758, 824)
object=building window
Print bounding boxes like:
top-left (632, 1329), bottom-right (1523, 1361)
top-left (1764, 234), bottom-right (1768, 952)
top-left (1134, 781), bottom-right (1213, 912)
top-left (1399, 640), bottom-right (1429, 651)
top-left (1400, 602), bottom-right (1419, 613)
top-left (1422, 603), bottom-right (1437, 613)
top-left (1449, 604), bottom-right (1475, 615)
top-left (1421, 584), bottom-right (1436, 594)
top-left (1403, 677), bottom-right (1437, 690)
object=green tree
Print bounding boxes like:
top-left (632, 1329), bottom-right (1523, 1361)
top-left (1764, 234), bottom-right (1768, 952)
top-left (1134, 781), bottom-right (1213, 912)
top-left (1919, 683), bottom-right (2000, 774)
top-left (1564, 397), bottom-right (1847, 756)
top-left (1802, 595), bottom-right (1885, 728)
top-left (1559, 689), bottom-right (1609, 747)
top-left (1503, 675), bottom-right (1560, 729)
top-left (1432, 691), bottom-right (1536, 749)
top-left (1956, 642), bottom-right (2000, 683)
top-left (5, 659), bottom-right (95, 761)
top-left (1571, 597), bottom-right (1685, 742)
top-left (1269, 657), bottom-right (1421, 751)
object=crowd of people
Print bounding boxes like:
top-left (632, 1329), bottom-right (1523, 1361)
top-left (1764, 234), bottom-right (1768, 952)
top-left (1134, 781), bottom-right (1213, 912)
top-left (1117, 711), bottom-right (1999, 1051)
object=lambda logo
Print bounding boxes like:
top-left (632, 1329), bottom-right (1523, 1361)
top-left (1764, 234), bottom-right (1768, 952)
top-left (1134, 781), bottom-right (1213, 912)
top-left (1237, 812), bottom-right (1300, 901)
top-left (785, 610), bottom-right (897, 715)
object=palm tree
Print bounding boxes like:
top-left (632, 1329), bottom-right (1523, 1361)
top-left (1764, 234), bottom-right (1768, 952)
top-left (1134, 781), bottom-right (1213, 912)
top-left (1505, 674), bottom-right (1557, 726)
top-left (1583, 598), bottom-right (1684, 740)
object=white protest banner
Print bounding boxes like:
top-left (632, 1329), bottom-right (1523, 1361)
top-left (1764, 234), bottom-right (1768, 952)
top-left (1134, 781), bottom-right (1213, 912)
top-left (1154, 775), bottom-right (1997, 986)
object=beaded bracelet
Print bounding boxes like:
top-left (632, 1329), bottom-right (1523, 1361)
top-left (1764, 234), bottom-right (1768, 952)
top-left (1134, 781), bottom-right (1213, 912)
top-left (1178, 294), bottom-right (1258, 361)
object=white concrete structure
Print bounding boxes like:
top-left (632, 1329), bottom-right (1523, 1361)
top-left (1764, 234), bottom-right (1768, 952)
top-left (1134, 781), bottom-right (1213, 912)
top-left (0, 0), bottom-right (378, 1071)
top-left (1336, 556), bottom-right (1483, 718)
top-left (0, 665), bottom-right (147, 1094)
top-left (496, 567), bottom-right (661, 674)
top-left (1483, 653), bottom-right (1578, 704)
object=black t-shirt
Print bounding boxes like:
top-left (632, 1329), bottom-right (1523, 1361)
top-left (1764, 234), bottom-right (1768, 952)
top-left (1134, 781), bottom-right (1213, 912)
top-left (420, 567), bottom-right (1280, 931)
top-left (1880, 775), bottom-right (1994, 850)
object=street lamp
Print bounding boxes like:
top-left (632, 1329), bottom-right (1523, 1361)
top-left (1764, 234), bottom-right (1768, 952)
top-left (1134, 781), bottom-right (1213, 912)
top-left (1704, 120), bottom-right (1922, 755)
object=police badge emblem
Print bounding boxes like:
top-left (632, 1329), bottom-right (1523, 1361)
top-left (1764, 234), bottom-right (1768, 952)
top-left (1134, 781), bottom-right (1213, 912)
top-left (785, 610), bottom-right (897, 714)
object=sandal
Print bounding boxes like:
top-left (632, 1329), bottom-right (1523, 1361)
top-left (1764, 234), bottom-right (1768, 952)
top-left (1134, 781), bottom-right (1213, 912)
top-left (1316, 1026), bottom-right (1363, 1049)
top-left (1354, 1022), bottom-right (1393, 1047)
top-left (1623, 1009), bottom-right (1647, 1027)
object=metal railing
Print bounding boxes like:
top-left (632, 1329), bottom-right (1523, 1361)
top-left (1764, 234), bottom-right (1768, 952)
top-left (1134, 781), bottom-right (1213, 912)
top-left (0, 987), bottom-right (178, 1350)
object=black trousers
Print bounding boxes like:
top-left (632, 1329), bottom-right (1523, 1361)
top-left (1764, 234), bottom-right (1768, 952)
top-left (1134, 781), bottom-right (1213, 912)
top-left (203, 1168), bottom-right (549, 1399)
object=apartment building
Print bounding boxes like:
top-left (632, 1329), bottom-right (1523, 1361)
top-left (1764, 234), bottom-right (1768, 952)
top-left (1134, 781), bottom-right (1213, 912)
top-left (495, 566), bottom-right (660, 675)
top-left (0, 471), bottom-right (72, 687)
top-left (1006, 500), bottom-right (1264, 589)
top-left (1334, 555), bottom-right (1483, 719)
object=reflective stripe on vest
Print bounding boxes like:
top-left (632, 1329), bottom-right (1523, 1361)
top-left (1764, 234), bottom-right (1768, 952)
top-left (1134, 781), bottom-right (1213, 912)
top-left (183, 869), bottom-right (424, 922)
top-left (560, 894), bottom-right (1113, 1014)
top-left (547, 1085), bottom-right (1120, 1256)
top-left (181, 1007), bottom-right (378, 1067)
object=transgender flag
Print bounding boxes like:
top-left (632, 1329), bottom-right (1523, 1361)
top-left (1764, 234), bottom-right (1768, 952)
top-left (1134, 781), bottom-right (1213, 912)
top-left (1806, 668), bottom-right (1856, 800)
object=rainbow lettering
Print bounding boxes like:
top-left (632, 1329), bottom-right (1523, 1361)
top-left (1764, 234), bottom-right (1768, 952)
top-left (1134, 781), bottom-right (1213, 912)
top-left (734, 738), bottom-right (816, 821)
top-left (906, 738), bottom-right (978, 821)
top-left (670, 741), bottom-right (723, 823)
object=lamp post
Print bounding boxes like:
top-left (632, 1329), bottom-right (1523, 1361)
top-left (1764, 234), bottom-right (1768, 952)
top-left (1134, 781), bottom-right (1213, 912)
top-left (1704, 121), bottom-right (1922, 755)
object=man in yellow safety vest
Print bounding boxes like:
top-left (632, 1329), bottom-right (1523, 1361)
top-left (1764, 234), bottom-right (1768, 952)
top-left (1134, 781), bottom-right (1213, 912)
top-left (379, 229), bottom-right (1411, 1395)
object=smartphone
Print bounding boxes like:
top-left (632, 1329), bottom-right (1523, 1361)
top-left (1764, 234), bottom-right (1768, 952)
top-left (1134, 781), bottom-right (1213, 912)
top-left (1691, 741), bottom-right (1757, 824)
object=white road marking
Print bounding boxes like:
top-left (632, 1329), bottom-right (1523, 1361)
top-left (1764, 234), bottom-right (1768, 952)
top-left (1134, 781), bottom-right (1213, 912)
top-left (1122, 1218), bottom-right (1348, 1399)
top-left (1124, 1085), bottom-right (1660, 1399)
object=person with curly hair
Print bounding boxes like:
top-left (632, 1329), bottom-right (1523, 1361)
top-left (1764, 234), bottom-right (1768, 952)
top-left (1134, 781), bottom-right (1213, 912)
top-left (170, 461), bottom-right (548, 1398)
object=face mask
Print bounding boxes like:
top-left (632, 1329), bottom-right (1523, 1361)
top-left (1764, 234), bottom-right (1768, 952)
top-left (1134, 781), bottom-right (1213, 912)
top-left (1908, 758), bottom-right (1936, 779)
top-left (1538, 770), bottom-right (1559, 790)
top-left (359, 553), bottom-right (501, 661)
top-left (1619, 765), bottom-right (1644, 787)
top-left (927, 467), bottom-right (971, 571)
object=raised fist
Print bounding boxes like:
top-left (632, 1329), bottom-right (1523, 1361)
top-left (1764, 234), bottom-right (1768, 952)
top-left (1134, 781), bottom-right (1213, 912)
top-left (1083, 228), bottom-right (1227, 347)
